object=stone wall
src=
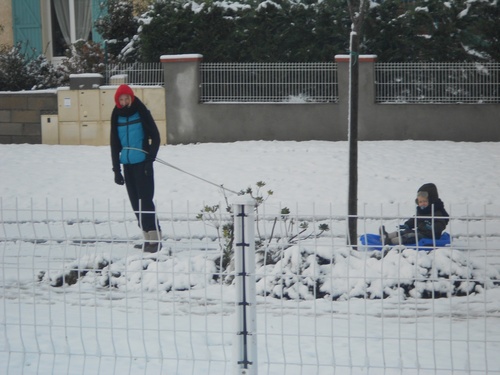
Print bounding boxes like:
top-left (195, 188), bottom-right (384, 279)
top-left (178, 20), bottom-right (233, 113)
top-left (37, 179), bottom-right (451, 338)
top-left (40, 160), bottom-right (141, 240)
top-left (0, 92), bottom-right (58, 144)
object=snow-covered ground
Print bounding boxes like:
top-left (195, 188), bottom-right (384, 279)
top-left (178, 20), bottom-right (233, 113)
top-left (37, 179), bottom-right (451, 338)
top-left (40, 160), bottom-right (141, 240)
top-left (1, 141), bottom-right (500, 375)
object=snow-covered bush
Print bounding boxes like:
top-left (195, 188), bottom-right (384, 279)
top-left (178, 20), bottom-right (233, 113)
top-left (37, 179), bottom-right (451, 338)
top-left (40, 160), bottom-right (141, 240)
top-left (132, 0), bottom-right (499, 63)
top-left (0, 41), bottom-right (105, 90)
top-left (59, 40), bottom-right (108, 77)
top-left (137, 0), bottom-right (349, 62)
top-left (38, 252), bottom-right (218, 293)
top-left (0, 44), bottom-right (35, 90)
top-left (26, 54), bottom-right (66, 89)
top-left (254, 244), bottom-right (500, 300)
top-left (196, 181), bottom-right (330, 283)
top-left (0, 44), bottom-right (64, 90)
top-left (39, 243), bottom-right (499, 301)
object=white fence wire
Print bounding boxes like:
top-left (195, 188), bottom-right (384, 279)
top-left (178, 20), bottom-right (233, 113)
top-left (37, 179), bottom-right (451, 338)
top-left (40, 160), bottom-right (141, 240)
top-left (102, 61), bottom-right (500, 103)
top-left (375, 62), bottom-right (500, 103)
top-left (1, 198), bottom-right (500, 375)
top-left (199, 62), bottom-right (338, 103)
top-left (104, 63), bottom-right (164, 86)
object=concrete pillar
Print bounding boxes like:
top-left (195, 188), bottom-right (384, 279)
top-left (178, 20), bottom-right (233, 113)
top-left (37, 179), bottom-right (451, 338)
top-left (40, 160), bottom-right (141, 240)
top-left (160, 54), bottom-right (203, 144)
top-left (335, 55), bottom-right (378, 139)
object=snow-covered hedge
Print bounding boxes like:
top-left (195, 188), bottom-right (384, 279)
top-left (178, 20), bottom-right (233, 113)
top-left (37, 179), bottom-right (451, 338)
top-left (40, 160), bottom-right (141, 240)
top-left (134, 0), bottom-right (500, 62)
top-left (39, 244), bottom-right (499, 301)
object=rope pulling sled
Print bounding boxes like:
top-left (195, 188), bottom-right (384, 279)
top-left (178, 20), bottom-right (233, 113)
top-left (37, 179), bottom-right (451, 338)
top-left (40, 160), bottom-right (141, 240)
top-left (122, 147), bottom-right (240, 195)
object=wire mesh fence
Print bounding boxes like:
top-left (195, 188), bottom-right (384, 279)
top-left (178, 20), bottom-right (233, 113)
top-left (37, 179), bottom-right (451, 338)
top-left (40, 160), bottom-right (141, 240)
top-left (104, 63), bottom-right (164, 86)
top-left (199, 62), bottom-right (338, 103)
top-left (375, 62), bottom-right (500, 103)
top-left (1, 199), bottom-right (500, 374)
top-left (102, 61), bottom-right (500, 104)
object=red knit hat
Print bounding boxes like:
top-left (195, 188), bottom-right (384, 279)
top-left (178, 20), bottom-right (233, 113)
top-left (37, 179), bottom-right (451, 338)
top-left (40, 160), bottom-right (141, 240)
top-left (114, 84), bottom-right (135, 108)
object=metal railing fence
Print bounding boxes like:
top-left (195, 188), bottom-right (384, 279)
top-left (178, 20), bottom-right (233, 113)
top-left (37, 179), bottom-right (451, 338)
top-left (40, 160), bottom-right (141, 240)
top-left (199, 62), bottom-right (338, 103)
top-left (1, 198), bottom-right (500, 374)
top-left (375, 62), bottom-right (500, 103)
top-left (104, 62), bottom-right (164, 86)
top-left (102, 61), bottom-right (500, 104)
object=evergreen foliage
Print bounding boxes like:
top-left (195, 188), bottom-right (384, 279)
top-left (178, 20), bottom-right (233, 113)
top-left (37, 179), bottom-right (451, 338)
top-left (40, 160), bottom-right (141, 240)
top-left (133, 0), bottom-right (499, 62)
top-left (94, 0), bottom-right (139, 62)
top-left (458, 0), bottom-right (500, 61)
top-left (139, 0), bottom-right (353, 62)
top-left (1, 0), bottom-right (499, 91)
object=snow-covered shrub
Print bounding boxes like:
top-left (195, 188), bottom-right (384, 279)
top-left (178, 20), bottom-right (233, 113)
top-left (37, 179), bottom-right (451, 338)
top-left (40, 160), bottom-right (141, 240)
top-left (196, 181), bottom-right (330, 283)
top-left (196, 181), bottom-right (275, 278)
top-left (94, 0), bottom-right (140, 62)
top-left (38, 252), bottom-right (218, 293)
top-left (0, 43), bottom-right (64, 90)
top-left (133, 0), bottom-right (498, 63)
top-left (26, 54), bottom-right (66, 89)
top-left (39, 242), bottom-right (499, 302)
top-left (59, 40), bottom-right (107, 78)
top-left (0, 44), bottom-right (35, 90)
top-left (255, 244), bottom-right (500, 301)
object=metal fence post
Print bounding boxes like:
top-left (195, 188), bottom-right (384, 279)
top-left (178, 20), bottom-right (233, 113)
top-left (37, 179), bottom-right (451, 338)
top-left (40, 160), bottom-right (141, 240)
top-left (232, 197), bottom-right (257, 375)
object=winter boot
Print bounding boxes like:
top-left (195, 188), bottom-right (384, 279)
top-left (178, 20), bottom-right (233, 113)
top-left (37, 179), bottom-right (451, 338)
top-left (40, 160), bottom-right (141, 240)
top-left (144, 230), bottom-right (162, 253)
top-left (134, 231), bottom-right (149, 249)
top-left (379, 226), bottom-right (390, 245)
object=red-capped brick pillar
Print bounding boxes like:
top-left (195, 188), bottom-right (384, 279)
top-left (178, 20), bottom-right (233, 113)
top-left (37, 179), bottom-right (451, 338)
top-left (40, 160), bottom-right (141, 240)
top-left (160, 54), bottom-right (203, 144)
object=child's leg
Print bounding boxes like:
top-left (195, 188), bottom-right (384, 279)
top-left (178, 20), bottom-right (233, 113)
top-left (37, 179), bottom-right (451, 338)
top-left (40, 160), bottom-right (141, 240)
top-left (387, 231), bottom-right (401, 245)
top-left (401, 232), bottom-right (416, 244)
top-left (387, 230), bottom-right (418, 245)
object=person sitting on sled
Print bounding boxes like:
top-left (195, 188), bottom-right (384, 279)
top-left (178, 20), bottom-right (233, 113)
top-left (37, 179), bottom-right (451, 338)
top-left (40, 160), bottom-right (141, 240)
top-left (380, 183), bottom-right (449, 246)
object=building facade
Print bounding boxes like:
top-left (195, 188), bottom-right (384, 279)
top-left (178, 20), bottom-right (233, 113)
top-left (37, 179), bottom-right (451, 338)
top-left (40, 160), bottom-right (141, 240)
top-left (0, 0), bottom-right (105, 63)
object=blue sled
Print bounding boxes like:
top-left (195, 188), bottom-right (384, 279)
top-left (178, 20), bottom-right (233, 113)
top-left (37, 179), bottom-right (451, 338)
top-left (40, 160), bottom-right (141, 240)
top-left (359, 232), bottom-right (451, 251)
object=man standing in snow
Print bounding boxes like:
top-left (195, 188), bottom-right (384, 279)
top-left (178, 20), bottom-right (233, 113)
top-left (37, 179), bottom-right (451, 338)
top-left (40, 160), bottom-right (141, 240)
top-left (110, 84), bottom-right (162, 253)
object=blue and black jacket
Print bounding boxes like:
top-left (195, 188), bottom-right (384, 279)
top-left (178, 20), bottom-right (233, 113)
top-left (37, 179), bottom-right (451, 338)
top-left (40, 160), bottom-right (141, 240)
top-left (110, 97), bottom-right (160, 172)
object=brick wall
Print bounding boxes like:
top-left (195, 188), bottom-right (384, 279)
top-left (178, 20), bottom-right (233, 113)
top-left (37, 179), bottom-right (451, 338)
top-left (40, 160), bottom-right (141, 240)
top-left (0, 91), bottom-right (57, 144)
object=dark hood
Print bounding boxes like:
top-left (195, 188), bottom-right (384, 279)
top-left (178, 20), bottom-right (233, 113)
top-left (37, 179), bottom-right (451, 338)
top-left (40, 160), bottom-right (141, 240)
top-left (416, 183), bottom-right (439, 205)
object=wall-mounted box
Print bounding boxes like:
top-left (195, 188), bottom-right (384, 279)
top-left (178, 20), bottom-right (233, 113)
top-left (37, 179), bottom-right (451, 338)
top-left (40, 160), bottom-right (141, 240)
top-left (130, 86), bottom-right (143, 102)
top-left (54, 85), bottom-right (169, 146)
top-left (58, 90), bottom-right (79, 122)
top-left (59, 122), bottom-right (80, 145)
top-left (80, 122), bottom-right (105, 146)
top-left (41, 115), bottom-right (59, 144)
top-left (143, 87), bottom-right (166, 121)
top-left (156, 120), bottom-right (167, 145)
top-left (99, 89), bottom-right (116, 121)
top-left (79, 90), bottom-right (100, 122)
top-left (101, 121), bottom-right (111, 145)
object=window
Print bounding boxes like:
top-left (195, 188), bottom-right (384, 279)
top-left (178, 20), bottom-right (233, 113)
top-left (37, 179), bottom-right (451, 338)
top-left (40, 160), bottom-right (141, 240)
top-left (50, 0), bottom-right (92, 57)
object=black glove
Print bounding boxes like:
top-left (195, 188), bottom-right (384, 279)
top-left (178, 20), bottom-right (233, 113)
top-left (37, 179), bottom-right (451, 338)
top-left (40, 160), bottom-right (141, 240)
top-left (422, 221), bottom-right (433, 231)
top-left (144, 161), bottom-right (153, 177)
top-left (114, 171), bottom-right (124, 185)
top-left (417, 220), bottom-right (433, 237)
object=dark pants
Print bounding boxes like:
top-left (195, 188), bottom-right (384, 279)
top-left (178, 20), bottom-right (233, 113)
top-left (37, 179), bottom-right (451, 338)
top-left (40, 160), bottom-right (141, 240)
top-left (123, 162), bottom-right (160, 232)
